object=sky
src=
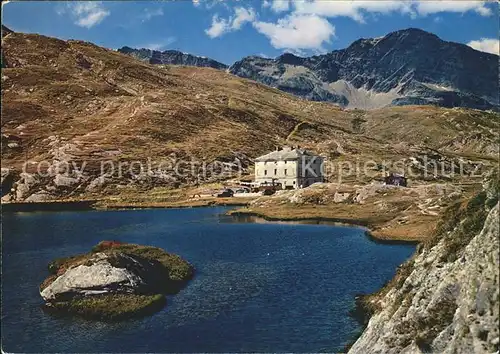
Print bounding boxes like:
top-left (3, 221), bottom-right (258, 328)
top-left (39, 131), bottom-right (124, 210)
top-left (2, 0), bottom-right (499, 65)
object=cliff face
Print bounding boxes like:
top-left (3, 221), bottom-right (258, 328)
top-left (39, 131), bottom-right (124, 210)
top-left (349, 179), bottom-right (499, 353)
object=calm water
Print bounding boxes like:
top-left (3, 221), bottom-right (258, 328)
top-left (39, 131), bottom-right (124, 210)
top-left (2, 207), bottom-right (415, 353)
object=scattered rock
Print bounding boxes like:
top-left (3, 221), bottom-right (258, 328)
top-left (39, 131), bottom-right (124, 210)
top-left (24, 191), bottom-right (53, 202)
top-left (85, 177), bottom-right (108, 192)
top-left (334, 192), bottom-right (351, 203)
top-left (54, 174), bottom-right (79, 188)
top-left (14, 173), bottom-right (39, 201)
top-left (1, 167), bottom-right (11, 185)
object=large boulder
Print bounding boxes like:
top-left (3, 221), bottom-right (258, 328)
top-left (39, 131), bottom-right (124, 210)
top-left (41, 252), bottom-right (149, 301)
top-left (24, 191), bottom-right (54, 202)
top-left (40, 241), bottom-right (195, 320)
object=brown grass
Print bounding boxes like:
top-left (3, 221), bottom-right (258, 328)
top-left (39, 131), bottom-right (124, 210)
top-left (46, 293), bottom-right (166, 321)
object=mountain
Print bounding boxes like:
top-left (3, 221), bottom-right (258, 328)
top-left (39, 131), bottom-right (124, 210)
top-left (2, 25), bottom-right (14, 37)
top-left (229, 29), bottom-right (499, 111)
top-left (117, 29), bottom-right (498, 111)
top-left (1, 25), bottom-right (14, 68)
top-left (1, 30), bottom-right (498, 203)
top-left (2, 29), bottom-right (499, 353)
top-left (117, 46), bottom-right (228, 70)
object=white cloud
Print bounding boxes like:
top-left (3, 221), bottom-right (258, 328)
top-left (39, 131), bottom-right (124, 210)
top-left (271, 0), bottom-right (291, 13)
top-left (193, 0), bottom-right (232, 10)
top-left (202, 0), bottom-right (495, 50)
top-left (415, 1), bottom-right (492, 16)
top-left (139, 37), bottom-right (177, 51)
top-left (57, 2), bottom-right (110, 28)
top-left (253, 14), bottom-right (335, 52)
top-left (72, 2), bottom-right (110, 28)
top-left (205, 15), bottom-right (231, 38)
top-left (290, 0), bottom-right (492, 22)
top-left (205, 7), bottom-right (255, 38)
top-left (475, 6), bottom-right (492, 16)
top-left (141, 7), bottom-right (164, 22)
top-left (293, 1), bottom-right (413, 23)
top-left (258, 52), bottom-right (273, 58)
top-left (467, 38), bottom-right (499, 55)
top-left (232, 7), bottom-right (256, 29)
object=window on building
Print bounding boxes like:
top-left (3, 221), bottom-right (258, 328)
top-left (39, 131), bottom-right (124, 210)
top-left (264, 170), bottom-right (267, 176)
top-left (284, 169), bottom-right (287, 175)
top-left (274, 169), bottom-right (277, 175)
top-left (293, 181), bottom-right (296, 184)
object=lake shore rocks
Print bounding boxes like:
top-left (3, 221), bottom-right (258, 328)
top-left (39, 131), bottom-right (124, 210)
top-left (40, 241), bottom-right (194, 320)
top-left (348, 177), bottom-right (499, 353)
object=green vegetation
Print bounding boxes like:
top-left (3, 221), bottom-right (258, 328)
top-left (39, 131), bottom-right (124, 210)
top-left (91, 241), bottom-right (194, 282)
top-left (41, 241), bottom-right (194, 320)
top-left (47, 294), bottom-right (166, 321)
top-left (428, 191), bottom-right (491, 263)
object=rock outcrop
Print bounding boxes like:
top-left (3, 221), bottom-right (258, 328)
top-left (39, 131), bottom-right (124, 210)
top-left (40, 241), bottom-right (195, 320)
top-left (349, 178), bottom-right (499, 353)
top-left (1, 167), bottom-right (14, 197)
top-left (41, 252), bottom-right (150, 301)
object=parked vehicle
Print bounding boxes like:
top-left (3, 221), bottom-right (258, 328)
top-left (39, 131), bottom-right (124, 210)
top-left (234, 188), bottom-right (250, 194)
top-left (217, 189), bottom-right (234, 198)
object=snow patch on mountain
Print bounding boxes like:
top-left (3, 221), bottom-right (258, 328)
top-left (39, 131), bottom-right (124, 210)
top-left (328, 80), bottom-right (402, 109)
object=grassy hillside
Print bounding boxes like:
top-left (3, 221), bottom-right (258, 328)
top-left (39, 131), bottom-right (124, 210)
top-left (1, 30), bottom-right (498, 203)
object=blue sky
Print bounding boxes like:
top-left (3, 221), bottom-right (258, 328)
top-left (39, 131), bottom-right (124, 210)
top-left (2, 1), bottom-right (499, 64)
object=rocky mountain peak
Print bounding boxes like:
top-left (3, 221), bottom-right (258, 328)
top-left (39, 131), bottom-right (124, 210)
top-left (115, 28), bottom-right (497, 111)
top-left (117, 46), bottom-right (228, 70)
top-left (276, 52), bottom-right (305, 65)
top-left (229, 28), bottom-right (498, 111)
top-left (1, 25), bottom-right (14, 37)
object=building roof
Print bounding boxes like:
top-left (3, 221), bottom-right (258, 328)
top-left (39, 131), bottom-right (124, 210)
top-left (255, 147), bottom-right (317, 162)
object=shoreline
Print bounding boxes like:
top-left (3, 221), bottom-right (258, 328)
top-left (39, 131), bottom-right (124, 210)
top-left (228, 210), bottom-right (420, 245)
top-left (2, 198), bottom-right (422, 243)
top-left (3, 194), bottom-right (422, 351)
top-left (1, 197), bottom-right (253, 212)
top-left (1, 200), bottom-right (98, 212)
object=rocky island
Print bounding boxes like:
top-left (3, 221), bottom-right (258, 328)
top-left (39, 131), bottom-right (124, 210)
top-left (40, 241), bottom-right (194, 320)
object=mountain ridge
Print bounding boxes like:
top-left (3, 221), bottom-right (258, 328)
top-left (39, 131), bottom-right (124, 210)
top-left (117, 46), bottom-right (228, 70)
top-left (120, 28), bottom-right (498, 111)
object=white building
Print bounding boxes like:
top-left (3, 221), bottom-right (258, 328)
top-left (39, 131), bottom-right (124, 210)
top-left (254, 146), bottom-right (324, 189)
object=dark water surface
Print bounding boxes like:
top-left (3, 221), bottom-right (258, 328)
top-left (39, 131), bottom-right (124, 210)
top-left (2, 207), bottom-right (415, 353)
